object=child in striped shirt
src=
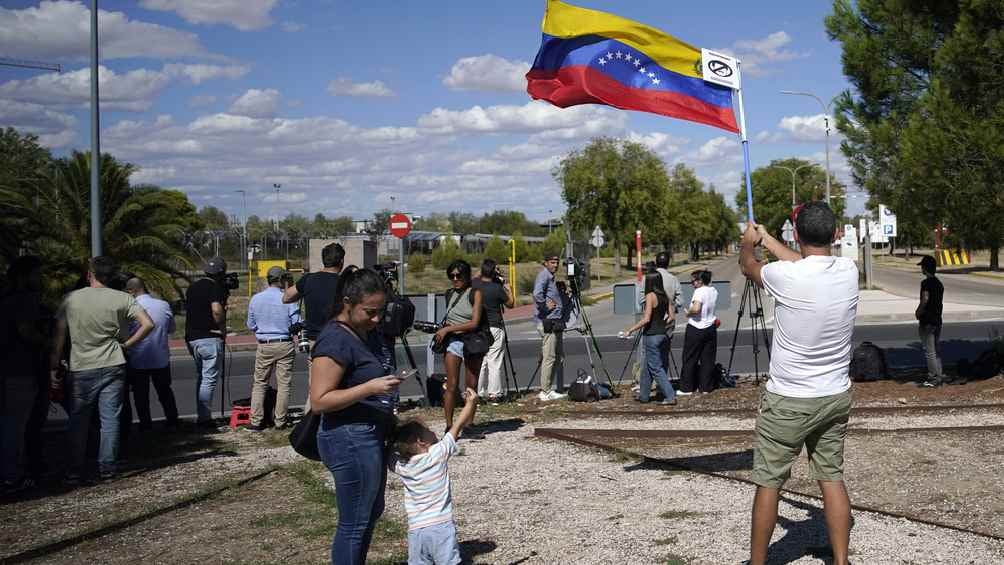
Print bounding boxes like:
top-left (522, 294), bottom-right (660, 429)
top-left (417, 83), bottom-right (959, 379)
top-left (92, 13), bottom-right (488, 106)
top-left (390, 387), bottom-right (478, 565)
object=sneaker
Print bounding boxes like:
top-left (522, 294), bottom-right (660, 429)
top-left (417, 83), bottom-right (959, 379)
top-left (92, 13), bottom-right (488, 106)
top-left (676, 390), bottom-right (694, 396)
top-left (658, 398), bottom-right (677, 406)
top-left (242, 423), bottom-right (267, 432)
top-left (487, 395), bottom-right (502, 406)
top-left (546, 390), bottom-right (567, 401)
top-left (98, 470), bottom-right (116, 482)
top-left (921, 378), bottom-right (942, 388)
top-left (537, 391), bottom-right (550, 401)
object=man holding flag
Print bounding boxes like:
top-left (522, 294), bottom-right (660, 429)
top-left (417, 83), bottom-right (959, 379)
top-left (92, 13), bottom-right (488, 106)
top-left (526, 2), bottom-right (850, 564)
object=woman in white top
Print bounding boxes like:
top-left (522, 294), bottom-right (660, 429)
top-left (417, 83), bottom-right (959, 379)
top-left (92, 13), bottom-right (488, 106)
top-left (679, 269), bottom-right (718, 394)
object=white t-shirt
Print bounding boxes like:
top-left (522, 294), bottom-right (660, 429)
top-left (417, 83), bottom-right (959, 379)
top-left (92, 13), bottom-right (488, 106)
top-left (761, 255), bottom-right (859, 398)
top-left (687, 285), bottom-right (718, 329)
top-left (391, 433), bottom-right (457, 531)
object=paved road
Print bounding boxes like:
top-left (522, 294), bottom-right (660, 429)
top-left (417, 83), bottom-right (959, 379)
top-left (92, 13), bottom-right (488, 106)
top-left (92, 319), bottom-right (1002, 424)
top-left (873, 264), bottom-right (1004, 308)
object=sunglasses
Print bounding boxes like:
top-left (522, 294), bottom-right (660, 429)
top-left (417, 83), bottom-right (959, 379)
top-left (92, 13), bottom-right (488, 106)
top-left (449, 272), bottom-right (464, 280)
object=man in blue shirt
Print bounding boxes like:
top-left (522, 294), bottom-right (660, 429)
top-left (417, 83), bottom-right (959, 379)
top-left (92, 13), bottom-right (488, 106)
top-left (245, 266), bottom-right (301, 431)
top-left (533, 254), bottom-right (566, 401)
top-left (123, 277), bottom-right (178, 430)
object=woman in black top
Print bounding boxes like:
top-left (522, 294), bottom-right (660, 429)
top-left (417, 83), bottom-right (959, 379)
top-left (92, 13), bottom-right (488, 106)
top-left (623, 272), bottom-right (677, 405)
top-left (310, 268), bottom-right (404, 565)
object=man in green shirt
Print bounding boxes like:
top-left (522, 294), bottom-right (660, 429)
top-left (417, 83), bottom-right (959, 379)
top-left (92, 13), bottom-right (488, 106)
top-left (51, 257), bottom-right (154, 483)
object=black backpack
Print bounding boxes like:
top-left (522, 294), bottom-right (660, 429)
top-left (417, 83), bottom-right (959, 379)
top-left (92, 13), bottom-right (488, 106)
top-left (381, 294), bottom-right (415, 338)
top-left (567, 370), bottom-right (598, 402)
top-left (849, 341), bottom-right (887, 382)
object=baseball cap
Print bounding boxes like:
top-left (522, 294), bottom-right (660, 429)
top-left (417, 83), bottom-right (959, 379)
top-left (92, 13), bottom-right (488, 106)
top-left (205, 256), bottom-right (227, 275)
top-left (917, 255), bottom-right (936, 271)
top-left (266, 266), bottom-right (287, 282)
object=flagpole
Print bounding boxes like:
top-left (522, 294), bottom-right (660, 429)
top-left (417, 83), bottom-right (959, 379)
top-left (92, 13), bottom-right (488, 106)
top-left (734, 61), bottom-right (754, 224)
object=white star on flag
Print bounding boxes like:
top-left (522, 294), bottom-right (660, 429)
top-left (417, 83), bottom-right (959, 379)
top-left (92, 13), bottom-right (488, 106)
top-left (633, 59), bottom-right (641, 67)
top-left (598, 58), bottom-right (607, 65)
top-left (648, 72), bottom-right (655, 78)
top-left (652, 77), bottom-right (660, 85)
top-left (639, 67), bottom-right (646, 74)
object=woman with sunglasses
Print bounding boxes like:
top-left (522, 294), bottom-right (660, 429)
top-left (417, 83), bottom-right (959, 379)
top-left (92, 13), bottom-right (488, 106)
top-left (433, 259), bottom-right (486, 434)
top-left (310, 267), bottom-right (405, 565)
top-left (679, 269), bottom-right (719, 395)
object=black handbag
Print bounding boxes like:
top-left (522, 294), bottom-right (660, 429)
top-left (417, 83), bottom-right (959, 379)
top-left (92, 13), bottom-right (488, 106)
top-left (461, 327), bottom-right (493, 355)
top-left (288, 411), bottom-right (322, 461)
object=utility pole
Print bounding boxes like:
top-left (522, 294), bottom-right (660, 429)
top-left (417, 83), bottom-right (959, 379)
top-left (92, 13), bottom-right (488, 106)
top-left (272, 183), bottom-right (281, 231)
top-left (90, 0), bottom-right (102, 256)
top-left (235, 190), bottom-right (248, 270)
top-left (781, 90), bottom-right (832, 205)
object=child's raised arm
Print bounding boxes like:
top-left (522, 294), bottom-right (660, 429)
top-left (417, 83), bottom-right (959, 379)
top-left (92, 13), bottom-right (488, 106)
top-left (448, 387), bottom-right (478, 440)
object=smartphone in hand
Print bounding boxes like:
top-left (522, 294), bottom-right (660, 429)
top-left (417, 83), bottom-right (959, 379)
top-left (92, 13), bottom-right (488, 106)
top-left (396, 368), bottom-right (419, 382)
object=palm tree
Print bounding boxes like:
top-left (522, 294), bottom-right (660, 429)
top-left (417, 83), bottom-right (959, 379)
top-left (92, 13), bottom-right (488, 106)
top-left (26, 151), bottom-right (199, 298)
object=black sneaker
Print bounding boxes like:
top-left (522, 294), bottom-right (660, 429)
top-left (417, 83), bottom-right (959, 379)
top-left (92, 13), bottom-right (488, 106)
top-left (242, 423), bottom-right (267, 432)
top-left (921, 378), bottom-right (942, 388)
top-left (99, 470), bottom-right (117, 482)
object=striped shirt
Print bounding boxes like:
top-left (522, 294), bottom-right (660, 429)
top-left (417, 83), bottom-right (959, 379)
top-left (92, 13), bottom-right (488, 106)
top-left (392, 433), bottom-right (457, 531)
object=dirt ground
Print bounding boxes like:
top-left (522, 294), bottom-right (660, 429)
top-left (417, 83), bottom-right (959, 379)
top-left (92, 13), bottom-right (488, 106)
top-left (3, 372), bottom-right (1002, 564)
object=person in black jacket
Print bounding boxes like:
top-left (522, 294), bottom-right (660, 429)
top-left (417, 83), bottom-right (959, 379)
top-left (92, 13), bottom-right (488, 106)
top-left (915, 255), bottom-right (945, 387)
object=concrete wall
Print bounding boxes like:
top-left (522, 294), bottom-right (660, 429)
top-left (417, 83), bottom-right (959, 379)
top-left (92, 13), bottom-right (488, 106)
top-left (308, 238), bottom-right (377, 272)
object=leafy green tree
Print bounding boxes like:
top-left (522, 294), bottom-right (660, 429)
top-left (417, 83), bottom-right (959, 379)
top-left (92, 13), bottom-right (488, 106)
top-left (369, 209), bottom-right (393, 235)
top-left (825, 0), bottom-right (1004, 266)
top-left (11, 150), bottom-right (199, 297)
top-left (483, 234), bottom-right (509, 264)
top-left (555, 137), bottom-right (669, 274)
top-left (431, 237), bottom-right (464, 270)
top-left (408, 252), bottom-right (427, 274)
top-left (0, 129), bottom-right (55, 268)
top-left (540, 228), bottom-right (567, 260)
top-left (735, 159), bottom-right (845, 237)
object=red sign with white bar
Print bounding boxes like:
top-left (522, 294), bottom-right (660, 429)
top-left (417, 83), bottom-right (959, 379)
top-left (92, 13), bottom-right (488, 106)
top-left (389, 213), bottom-right (412, 239)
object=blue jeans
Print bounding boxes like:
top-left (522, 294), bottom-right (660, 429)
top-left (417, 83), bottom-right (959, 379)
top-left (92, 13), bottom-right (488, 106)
top-left (67, 365), bottom-right (126, 475)
top-left (641, 334), bottom-right (675, 402)
top-left (187, 337), bottom-right (223, 422)
top-left (408, 520), bottom-right (461, 565)
top-left (317, 419), bottom-right (388, 565)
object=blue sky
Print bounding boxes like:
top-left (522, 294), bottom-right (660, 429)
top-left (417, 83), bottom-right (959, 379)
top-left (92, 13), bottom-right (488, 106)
top-left (1, 0), bottom-right (866, 223)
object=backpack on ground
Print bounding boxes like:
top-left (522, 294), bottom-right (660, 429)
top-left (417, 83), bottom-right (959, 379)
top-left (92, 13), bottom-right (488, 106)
top-left (959, 349), bottom-right (1002, 381)
top-left (568, 370), bottom-right (599, 402)
top-left (849, 341), bottom-right (888, 382)
top-left (716, 363), bottom-right (735, 388)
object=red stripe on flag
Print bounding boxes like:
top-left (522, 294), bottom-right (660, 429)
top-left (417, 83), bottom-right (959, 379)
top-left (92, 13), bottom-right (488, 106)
top-left (527, 66), bottom-right (738, 134)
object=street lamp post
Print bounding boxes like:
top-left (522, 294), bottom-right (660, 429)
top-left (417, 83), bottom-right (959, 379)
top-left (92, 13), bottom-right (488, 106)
top-left (771, 164), bottom-right (814, 210)
top-left (89, 0), bottom-right (102, 256)
top-left (547, 209), bottom-right (553, 234)
top-left (780, 90), bottom-right (832, 204)
top-left (272, 183), bottom-right (281, 232)
top-left (235, 189), bottom-right (248, 270)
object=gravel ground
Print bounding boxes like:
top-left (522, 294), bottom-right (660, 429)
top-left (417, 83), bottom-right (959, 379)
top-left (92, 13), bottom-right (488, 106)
top-left (382, 416), bottom-right (1004, 564)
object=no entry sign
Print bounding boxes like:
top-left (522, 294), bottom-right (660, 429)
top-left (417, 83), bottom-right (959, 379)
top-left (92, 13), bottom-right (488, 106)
top-left (389, 213), bottom-right (412, 239)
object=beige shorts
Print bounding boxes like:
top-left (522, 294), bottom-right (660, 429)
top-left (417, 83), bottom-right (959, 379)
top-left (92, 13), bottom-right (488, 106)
top-left (752, 389), bottom-right (851, 488)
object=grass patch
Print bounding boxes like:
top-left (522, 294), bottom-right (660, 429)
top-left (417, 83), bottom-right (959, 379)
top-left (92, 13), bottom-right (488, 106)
top-left (664, 553), bottom-right (689, 565)
top-left (658, 509), bottom-right (703, 520)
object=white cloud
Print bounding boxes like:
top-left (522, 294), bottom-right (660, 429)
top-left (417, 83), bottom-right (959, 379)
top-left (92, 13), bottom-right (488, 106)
top-left (442, 54), bottom-right (530, 92)
top-left (280, 21), bottom-right (304, 33)
top-left (418, 100), bottom-right (625, 137)
top-left (625, 131), bottom-right (687, 158)
top-left (717, 31), bottom-right (807, 77)
top-left (138, 0), bottom-right (278, 31)
top-left (0, 1), bottom-right (212, 61)
top-left (778, 114), bottom-right (828, 142)
top-left (0, 99), bottom-right (78, 147)
top-left (0, 64), bottom-right (248, 112)
top-left (164, 63), bottom-right (250, 85)
top-left (327, 78), bottom-right (395, 97)
top-left (0, 66), bottom-right (172, 111)
top-left (229, 88), bottom-right (281, 118)
top-left (690, 136), bottom-right (740, 164)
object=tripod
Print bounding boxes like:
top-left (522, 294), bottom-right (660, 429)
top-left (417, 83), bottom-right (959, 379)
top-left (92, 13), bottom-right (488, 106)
top-left (616, 329), bottom-right (682, 387)
top-left (499, 321), bottom-right (521, 399)
top-left (725, 278), bottom-right (772, 385)
top-left (568, 280), bottom-right (615, 389)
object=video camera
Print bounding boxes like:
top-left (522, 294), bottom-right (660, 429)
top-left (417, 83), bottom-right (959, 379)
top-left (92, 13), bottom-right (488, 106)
top-left (221, 272), bottom-right (240, 292)
top-left (289, 322), bottom-right (310, 353)
top-left (373, 262), bottom-right (399, 289)
top-left (564, 256), bottom-right (586, 294)
top-left (372, 261), bottom-right (415, 338)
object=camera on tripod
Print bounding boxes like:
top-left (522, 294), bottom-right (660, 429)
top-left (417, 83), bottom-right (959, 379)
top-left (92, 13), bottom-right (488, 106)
top-left (221, 272), bottom-right (240, 292)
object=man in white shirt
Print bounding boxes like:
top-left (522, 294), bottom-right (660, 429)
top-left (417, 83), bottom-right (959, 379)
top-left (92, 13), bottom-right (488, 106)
top-left (123, 277), bottom-right (178, 430)
top-left (679, 269), bottom-right (718, 394)
top-left (739, 202), bottom-right (858, 565)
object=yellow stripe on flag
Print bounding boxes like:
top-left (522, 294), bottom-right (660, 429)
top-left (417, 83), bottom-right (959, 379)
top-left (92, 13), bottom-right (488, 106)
top-left (541, 0), bottom-right (703, 79)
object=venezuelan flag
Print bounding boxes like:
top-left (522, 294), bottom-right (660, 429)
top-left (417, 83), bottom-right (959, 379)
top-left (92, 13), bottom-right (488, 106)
top-left (526, 0), bottom-right (739, 133)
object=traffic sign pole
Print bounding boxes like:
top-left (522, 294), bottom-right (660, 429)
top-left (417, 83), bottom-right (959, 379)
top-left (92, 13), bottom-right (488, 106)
top-left (389, 213), bottom-right (413, 295)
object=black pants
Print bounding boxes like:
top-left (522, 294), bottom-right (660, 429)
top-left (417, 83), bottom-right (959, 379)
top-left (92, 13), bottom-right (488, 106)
top-left (680, 324), bottom-right (717, 393)
top-left (122, 366), bottom-right (178, 431)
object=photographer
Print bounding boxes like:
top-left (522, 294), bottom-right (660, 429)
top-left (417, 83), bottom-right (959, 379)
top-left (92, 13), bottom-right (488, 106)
top-left (244, 267), bottom-right (301, 431)
top-left (283, 242), bottom-right (343, 413)
top-left (473, 259), bottom-right (515, 404)
top-left (184, 256), bottom-right (229, 430)
top-left (533, 254), bottom-right (565, 401)
top-left (655, 251), bottom-right (683, 314)
top-left (432, 260), bottom-right (487, 433)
